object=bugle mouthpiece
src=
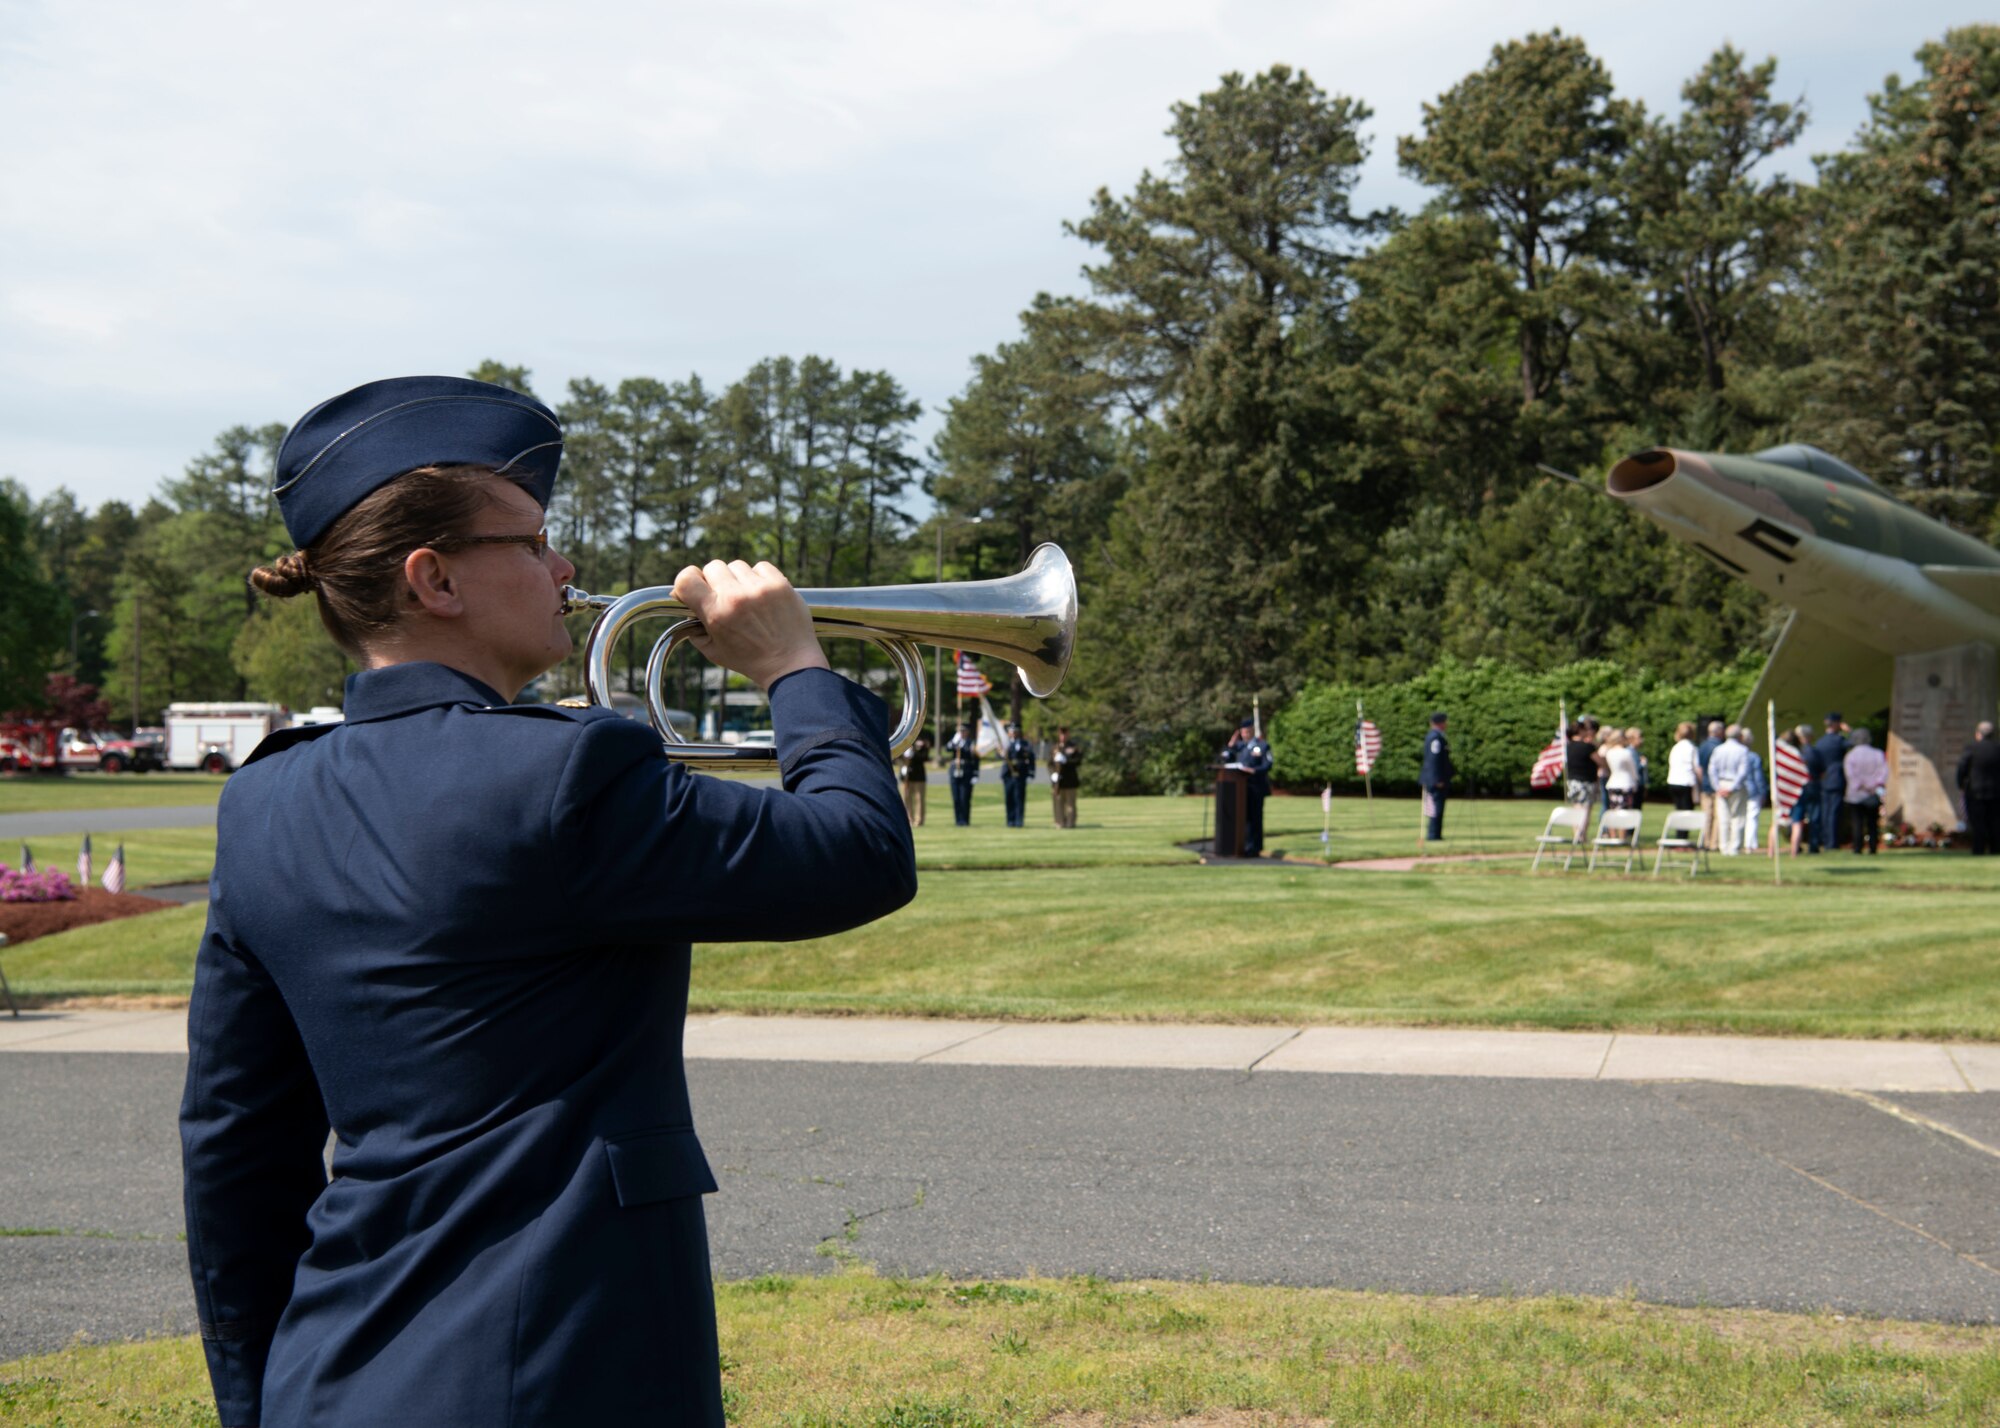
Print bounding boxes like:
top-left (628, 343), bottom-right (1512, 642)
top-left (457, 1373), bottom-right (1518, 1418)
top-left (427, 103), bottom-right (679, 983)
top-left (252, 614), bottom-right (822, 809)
top-left (561, 586), bottom-right (615, 616)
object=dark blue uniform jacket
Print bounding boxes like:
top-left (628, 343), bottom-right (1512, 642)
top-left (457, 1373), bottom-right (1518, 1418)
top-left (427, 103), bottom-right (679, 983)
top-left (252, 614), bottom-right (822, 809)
top-left (1238, 737), bottom-right (1272, 794)
top-left (1420, 730), bottom-right (1452, 787)
top-left (180, 661), bottom-right (915, 1428)
top-left (1814, 731), bottom-right (1850, 793)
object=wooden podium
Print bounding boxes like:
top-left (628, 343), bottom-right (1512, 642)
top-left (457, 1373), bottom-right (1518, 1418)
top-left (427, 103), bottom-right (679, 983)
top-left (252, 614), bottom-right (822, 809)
top-left (1213, 766), bottom-right (1250, 859)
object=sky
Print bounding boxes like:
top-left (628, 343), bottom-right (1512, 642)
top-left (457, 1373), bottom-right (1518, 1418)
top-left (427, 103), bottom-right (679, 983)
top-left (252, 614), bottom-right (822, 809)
top-left (0, 0), bottom-right (1988, 513)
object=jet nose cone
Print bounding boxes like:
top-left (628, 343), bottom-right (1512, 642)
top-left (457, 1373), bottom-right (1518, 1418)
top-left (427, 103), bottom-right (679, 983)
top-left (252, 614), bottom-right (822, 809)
top-left (1608, 449), bottom-right (1678, 496)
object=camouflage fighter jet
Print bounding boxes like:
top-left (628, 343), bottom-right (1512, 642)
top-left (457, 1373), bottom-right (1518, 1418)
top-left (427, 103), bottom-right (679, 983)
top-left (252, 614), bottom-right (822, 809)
top-left (1605, 444), bottom-right (2000, 730)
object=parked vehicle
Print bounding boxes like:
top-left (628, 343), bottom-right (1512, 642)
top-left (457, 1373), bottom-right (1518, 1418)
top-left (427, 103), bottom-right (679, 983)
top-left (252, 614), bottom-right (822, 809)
top-left (0, 721), bottom-right (162, 773)
top-left (164, 703), bottom-right (289, 773)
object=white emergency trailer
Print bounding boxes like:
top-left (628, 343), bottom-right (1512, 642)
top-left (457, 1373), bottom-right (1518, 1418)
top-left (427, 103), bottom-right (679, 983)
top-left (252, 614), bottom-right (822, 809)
top-left (164, 703), bottom-right (289, 773)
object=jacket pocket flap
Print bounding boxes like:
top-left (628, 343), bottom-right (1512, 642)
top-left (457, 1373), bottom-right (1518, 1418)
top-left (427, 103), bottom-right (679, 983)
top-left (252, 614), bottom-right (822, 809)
top-left (605, 1127), bottom-right (718, 1206)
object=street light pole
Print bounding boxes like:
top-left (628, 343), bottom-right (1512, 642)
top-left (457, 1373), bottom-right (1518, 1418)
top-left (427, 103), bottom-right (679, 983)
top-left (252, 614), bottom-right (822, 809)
top-left (131, 594), bottom-right (141, 736)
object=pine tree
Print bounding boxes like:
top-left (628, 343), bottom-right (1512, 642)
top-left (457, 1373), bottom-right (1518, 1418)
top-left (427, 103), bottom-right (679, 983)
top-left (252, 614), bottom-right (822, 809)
top-left (1808, 26), bottom-right (2000, 529)
top-left (1398, 31), bottom-right (1635, 448)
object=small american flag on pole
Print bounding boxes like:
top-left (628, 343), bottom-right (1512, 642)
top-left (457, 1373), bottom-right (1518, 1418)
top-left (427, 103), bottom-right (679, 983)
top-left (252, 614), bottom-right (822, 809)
top-left (102, 843), bottom-right (125, 895)
top-left (77, 833), bottom-right (92, 890)
top-left (1354, 719), bottom-right (1381, 776)
top-left (954, 651), bottom-right (991, 697)
top-left (1772, 737), bottom-right (1810, 819)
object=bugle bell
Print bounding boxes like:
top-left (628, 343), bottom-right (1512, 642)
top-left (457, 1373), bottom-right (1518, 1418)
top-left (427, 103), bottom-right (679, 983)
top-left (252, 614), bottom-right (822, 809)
top-left (559, 544), bottom-right (1077, 768)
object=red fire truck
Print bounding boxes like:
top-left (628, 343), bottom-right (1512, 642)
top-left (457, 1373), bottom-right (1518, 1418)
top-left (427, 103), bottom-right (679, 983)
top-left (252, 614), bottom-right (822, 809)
top-left (0, 721), bottom-right (165, 774)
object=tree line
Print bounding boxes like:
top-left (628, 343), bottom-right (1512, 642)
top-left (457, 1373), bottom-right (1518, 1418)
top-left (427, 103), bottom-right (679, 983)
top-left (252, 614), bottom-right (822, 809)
top-left (2, 27), bottom-right (1995, 789)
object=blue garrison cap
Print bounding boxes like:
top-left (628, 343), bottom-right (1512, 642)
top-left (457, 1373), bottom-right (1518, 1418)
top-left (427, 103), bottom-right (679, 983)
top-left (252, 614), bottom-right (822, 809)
top-left (274, 376), bottom-right (562, 549)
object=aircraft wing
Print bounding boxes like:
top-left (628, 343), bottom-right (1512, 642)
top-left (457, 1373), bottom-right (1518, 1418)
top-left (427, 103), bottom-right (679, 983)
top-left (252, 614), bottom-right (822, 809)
top-left (1739, 609), bottom-right (1892, 731)
top-left (1921, 565), bottom-right (2000, 616)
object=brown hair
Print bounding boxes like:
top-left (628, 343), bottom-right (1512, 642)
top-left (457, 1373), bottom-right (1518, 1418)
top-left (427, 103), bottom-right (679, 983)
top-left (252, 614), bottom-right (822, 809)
top-left (249, 465), bottom-right (528, 657)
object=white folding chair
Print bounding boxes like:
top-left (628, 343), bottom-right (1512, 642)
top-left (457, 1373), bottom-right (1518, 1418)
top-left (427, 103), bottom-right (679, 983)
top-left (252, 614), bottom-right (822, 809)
top-left (1588, 809), bottom-right (1644, 873)
top-left (1530, 805), bottom-right (1587, 872)
top-left (1651, 809), bottom-right (1711, 879)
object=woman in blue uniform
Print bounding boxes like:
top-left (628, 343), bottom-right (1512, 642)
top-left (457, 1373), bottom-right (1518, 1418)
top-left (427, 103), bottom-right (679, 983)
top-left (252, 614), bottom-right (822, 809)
top-left (180, 376), bottom-right (916, 1428)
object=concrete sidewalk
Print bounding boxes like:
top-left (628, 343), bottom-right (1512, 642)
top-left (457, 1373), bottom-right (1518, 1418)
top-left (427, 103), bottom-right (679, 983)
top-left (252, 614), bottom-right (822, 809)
top-left (3, 1008), bottom-right (1992, 1093)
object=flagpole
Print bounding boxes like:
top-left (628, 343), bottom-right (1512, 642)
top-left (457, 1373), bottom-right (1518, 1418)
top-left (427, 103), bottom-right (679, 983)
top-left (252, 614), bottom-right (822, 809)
top-left (1769, 700), bottom-right (1781, 886)
top-left (1559, 698), bottom-right (1574, 845)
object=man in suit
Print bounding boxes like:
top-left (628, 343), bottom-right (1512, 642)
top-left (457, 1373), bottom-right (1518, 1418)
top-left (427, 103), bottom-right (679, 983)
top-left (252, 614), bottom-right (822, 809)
top-left (1796, 724), bottom-right (1826, 853)
top-left (943, 718), bottom-right (980, 826)
top-left (1814, 713), bottom-right (1851, 851)
top-left (1959, 720), bottom-right (2000, 855)
top-left (1049, 726), bottom-right (1082, 828)
top-left (1421, 711), bottom-right (1453, 841)
top-left (1000, 720), bottom-right (1036, 827)
top-left (180, 376), bottom-right (917, 1428)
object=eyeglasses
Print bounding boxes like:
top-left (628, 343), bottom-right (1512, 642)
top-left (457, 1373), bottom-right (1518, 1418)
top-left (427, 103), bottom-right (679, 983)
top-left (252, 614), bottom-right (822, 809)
top-left (425, 526), bottom-right (549, 558)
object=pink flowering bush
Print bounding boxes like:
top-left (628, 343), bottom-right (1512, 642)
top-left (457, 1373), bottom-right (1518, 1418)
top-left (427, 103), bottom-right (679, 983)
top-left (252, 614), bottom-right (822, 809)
top-left (0, 863), bottom-right (76, 902)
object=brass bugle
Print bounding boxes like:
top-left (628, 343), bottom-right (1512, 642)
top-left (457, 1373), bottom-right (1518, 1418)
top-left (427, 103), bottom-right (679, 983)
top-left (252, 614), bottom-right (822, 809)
top-left (560, 544), bottom-right (1077, 768)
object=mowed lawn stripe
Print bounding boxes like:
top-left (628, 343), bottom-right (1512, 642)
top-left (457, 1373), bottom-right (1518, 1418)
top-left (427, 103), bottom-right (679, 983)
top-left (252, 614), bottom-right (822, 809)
top-left (696, 866), bottom-right (2000, 1038)
top-left (6, 1272), bottom-right (1999, 1426)
top-left (10, 803), bottom-right (2000, 1040)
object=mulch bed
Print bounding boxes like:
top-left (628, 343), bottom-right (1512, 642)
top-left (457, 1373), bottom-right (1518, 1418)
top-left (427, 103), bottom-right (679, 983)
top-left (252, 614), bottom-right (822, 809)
top-left (0, 888), bottom-right (178, 946)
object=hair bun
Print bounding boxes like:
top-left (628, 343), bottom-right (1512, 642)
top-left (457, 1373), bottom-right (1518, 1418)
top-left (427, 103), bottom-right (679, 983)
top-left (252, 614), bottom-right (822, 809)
top-left (250, 550), bottom-right (316, 598)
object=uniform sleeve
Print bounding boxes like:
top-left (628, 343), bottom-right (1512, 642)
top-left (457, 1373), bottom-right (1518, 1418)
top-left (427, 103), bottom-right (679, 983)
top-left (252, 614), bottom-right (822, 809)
top-left (555, 667), bottom-right (917, 943)
top-left (180, 908), bottom-right (329, 1428)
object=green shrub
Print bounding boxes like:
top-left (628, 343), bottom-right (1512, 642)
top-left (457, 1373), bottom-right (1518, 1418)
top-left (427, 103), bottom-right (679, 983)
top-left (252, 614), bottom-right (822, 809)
top-left (1270, 654), bottom-right (1762, 795)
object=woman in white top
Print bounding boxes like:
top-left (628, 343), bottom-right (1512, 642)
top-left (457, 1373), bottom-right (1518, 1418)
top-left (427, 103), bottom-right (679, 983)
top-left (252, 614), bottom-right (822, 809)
top-left (1604, 730), bottom-right (1640, 808)
top-left (1665, 721), bottom-right (1699, 811)
top-left (1599, 729), bottom-right (1638, 843)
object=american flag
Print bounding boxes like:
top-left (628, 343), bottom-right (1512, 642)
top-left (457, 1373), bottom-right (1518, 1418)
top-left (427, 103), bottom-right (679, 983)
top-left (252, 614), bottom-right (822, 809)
top-left (77, 833), bottom-right (91, 889)
top-left (955, 651), bottom-right (991, 697)
top-left (1354, 719), bottom-right (1381, 776)
top-left (1529, 701), bottom-right (1568, 789)
top-left (102, 843), bottom-right (125, 895)
top-left (1771, 738), bottom-right (1810, 818)
top-left (1529, 735), bottom-right (1565, 789)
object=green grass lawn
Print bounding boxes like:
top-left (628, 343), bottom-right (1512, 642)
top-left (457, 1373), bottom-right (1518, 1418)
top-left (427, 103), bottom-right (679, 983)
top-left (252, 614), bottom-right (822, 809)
top-left (0, 772), bottom-right (224, 815)
top-left (4, 829), bottom-right (218, 889)
top-left (4, 901), bottom-right (207, 997)
top-left (6, 1272), bottom-right (1997, 1427)
top-left (12, 790), bottom-right (2000, 1037)
top-left (694, 863), bottom-right (2000, 1039)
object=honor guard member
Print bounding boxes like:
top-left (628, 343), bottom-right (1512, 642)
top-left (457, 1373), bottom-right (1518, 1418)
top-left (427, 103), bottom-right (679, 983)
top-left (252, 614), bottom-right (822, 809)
top-left (1237, 717), bottom-right (1274, 856)
top-left (944, 717), bottom-right (980, 826)
top-left (1050, 725), bottom-right (1083, 828)
top-left (900, 727), bottom-right (933, 827)
top-left (1000, 720), bottom-right (1037, 827)
top-left (1421, 711), bottom-right (1453, 840)
top-left (178, 376), bottom-right (916, 1428)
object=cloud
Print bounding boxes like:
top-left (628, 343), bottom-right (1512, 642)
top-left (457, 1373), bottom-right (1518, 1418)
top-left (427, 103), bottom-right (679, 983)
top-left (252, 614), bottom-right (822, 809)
top-left (0, 0), bottom-right (1988, 505)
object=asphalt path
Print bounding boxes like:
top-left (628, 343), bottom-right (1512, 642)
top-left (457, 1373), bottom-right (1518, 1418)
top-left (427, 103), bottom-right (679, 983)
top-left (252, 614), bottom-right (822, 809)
top-left (4, 1054), bottom-right (2000, 1363)
top-left (0, 805), bottom-right (219, 839)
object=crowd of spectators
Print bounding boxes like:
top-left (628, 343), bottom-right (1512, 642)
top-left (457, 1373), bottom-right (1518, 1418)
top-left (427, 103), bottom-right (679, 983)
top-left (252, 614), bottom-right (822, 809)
top-left (1564, 716), bottom-right (1770, 852)
top-left (1557, 710), bottom-right (1997, 858)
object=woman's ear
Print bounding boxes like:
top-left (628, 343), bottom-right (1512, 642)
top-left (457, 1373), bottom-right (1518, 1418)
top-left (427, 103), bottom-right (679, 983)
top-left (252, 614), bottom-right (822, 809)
top-left (403, 547), bottom-right (464, 617)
